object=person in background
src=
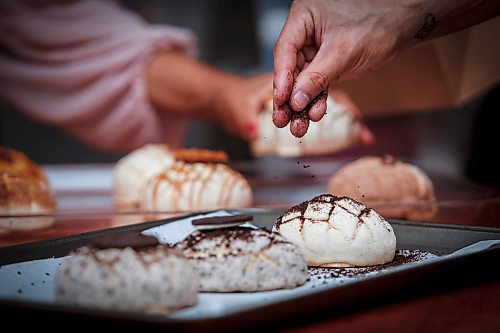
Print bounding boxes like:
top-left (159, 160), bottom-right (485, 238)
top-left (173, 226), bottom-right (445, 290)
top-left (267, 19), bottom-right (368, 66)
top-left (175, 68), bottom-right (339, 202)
top-left (273, 0), bottom-right (500, 137)
top-left (0, 0), bottom-right (271, 153)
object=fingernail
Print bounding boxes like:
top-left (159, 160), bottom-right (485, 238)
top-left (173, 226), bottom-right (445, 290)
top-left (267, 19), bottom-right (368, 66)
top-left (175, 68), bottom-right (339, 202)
top-left (293, 91), bottom-right (310, 110)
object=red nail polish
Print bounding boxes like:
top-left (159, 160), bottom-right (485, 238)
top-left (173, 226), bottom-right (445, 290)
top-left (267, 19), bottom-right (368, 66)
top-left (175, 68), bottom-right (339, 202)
top-left (246, 123), bottom-right (257, 138)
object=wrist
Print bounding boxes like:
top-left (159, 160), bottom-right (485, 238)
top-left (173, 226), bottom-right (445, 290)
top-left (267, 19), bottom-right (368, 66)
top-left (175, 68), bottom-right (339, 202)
top-left (397, 0), bottom-right (495, 48)
top-left (147, 51), bottom-right (236, 121)
top-left (391, 1), bottom-right (441, 50)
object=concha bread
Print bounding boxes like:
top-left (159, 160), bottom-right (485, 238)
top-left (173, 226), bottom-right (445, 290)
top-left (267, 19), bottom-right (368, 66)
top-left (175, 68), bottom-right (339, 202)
top-left (252, 96), bottom-right (360, 157)
top-left (0, 147), bottom-right (55, 233)
top-left (177, 227), bottom-right (307, 292)
top-left (273, 194), bottom-right (396, 267)
top-left (327, 156), bottom-right (436, 220)
top-left (56, 242), bottom-right (198, 314)
top-left (114, 144), bottom-right (175, 209)
top-left (140, 161), bottom-right (252, 211)
top-left (0, 146), bottom-right (49, 183)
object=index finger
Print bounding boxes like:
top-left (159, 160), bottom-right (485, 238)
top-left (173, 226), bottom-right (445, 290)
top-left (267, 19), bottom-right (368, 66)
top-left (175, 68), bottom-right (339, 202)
top-left (273, 12), bottom-right (308, 106)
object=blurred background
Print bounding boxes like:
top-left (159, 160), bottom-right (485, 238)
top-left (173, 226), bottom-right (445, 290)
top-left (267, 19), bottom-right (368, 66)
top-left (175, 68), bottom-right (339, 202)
top-left (1, 0), bottom-right (499, 188)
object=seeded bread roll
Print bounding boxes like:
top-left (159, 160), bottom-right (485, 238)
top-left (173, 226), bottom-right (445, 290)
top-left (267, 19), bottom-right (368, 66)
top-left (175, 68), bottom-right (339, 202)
top-left (55, 233), bottom-right (198, 314)
top-left (328, 156), bottom-right (436, 220)
top-left (0, 146), bottom-right (55, 234)
top-left (177, 227), bottom-right (307, 292)
top-left (273, 194), bottom-right (396, 267)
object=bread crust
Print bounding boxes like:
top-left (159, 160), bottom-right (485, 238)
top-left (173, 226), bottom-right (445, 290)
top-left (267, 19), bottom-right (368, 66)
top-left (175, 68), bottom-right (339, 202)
top-left (0, 147), bottom-right (55, 233)
top-left (174, 148), bottom-right (229, 164)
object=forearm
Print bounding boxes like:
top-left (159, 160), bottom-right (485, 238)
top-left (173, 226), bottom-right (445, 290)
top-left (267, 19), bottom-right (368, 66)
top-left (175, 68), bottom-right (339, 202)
top-left (147, 51), bottom-right (238, 123)
top-left (402, 0), bottom-right (500, 47)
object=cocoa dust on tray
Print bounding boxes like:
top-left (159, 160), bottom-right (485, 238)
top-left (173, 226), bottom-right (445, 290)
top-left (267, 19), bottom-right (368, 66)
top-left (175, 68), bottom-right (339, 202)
top-left (308, 249), bottom-right (436, 281)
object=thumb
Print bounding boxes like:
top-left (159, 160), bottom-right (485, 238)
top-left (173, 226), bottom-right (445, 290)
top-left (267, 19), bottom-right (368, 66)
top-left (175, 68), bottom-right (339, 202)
top-left (289, 42), bottom-right (344, 112)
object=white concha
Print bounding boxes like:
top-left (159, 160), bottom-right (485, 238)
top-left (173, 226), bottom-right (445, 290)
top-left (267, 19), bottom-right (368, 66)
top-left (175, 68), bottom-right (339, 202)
top-left (252, 96), bottom-right (360, 157)
top-left (114, 144), bottom-right (175, 208)
top-left (140, 161), bottom-right (252, 211)
top-left (273, 194), bottom-right (396, 267)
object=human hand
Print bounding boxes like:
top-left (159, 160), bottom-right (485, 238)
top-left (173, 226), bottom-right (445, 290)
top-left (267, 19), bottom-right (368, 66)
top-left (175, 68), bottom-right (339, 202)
top-left (148, 51), bottom-right (272, 142)
top-left (273, 0), bottom-right (426, 137)
top-left (215, 73), bottom-right (272, 141)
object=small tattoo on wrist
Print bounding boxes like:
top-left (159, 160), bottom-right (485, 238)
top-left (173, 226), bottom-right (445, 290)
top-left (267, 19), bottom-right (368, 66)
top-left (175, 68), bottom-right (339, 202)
top-left (414, 13), bottom-right (439, 39)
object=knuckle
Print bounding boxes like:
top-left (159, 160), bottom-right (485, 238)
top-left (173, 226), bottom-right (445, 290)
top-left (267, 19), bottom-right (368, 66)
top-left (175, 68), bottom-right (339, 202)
top-left (308, 71), bottom-right (329, 91)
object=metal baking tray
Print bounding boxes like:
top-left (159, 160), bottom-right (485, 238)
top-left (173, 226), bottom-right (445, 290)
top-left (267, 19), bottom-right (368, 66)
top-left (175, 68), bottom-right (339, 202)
top-left (0, 209), bottom-right (499, 332)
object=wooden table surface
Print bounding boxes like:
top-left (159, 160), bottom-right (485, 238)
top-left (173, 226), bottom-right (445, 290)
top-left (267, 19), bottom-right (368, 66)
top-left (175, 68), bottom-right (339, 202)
top-left (1, 161), bottom-right (499, 332)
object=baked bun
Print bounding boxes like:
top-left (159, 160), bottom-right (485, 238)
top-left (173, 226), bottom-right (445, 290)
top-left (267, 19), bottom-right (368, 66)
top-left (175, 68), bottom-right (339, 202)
top-left (0, 146), bottom-right (48, 183)
top-left (252, 95), bottom-right (361, 157)
top-left (177, 227), bottom-right (307, 292)
top-left (140, 161), bottom-right (252, 211)
top-left (0, 146), bottom-right (55, 233)
top-left (114, 144), bottom-right (175, 209)
top-left (273, 194), bottom-right (396, 267)
top-left (114, 145), bottom-right (252, 212)
top-left (55, 233), bottom-right (198, 314)
top-left (327, 156), bottom-right (436, 220)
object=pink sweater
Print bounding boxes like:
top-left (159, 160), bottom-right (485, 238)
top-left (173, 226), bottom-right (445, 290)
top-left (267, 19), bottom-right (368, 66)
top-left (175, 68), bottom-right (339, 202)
top-left (0, 0), bottom-right (196, 152)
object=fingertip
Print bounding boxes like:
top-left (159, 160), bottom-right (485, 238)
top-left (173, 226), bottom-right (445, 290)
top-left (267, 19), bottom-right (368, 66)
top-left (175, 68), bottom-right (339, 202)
top-left (359, 126), bottom-right (375, 145)
top-left (308, 92), bottom-right (327, 122)
top-left (290, 113), bottom-right (309, 138)
top-left (272, 103), bottom-right (291, 128)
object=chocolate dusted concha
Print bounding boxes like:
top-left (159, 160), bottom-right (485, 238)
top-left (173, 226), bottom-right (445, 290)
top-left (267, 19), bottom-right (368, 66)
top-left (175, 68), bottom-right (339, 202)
top-left (273, 194), bottom-right (396, 268)
top-left (55, 232), bottom-right (198, 314)
top-left (140, 161), bottom-right (252, 211)
top-left (177, 227), bottom-right (307, 292)
top-left (327, 155), bottom-right (436, 220)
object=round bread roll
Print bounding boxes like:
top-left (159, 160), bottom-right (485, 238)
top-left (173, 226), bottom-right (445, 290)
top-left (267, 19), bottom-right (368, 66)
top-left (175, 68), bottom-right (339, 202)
top-left (0, 174), bottom-right (55, 234)
top-left (177, 227), bottom-right (307, 292)
top-left (0, 146), bottom-right (55, 234)
top-left (114, 144), bottom-right (175, 209)
top-left (140, 161), bottom-right (252, 211)
top-left (56, 233), bottom-right (198, 314)
top-left (0, 146), bottom-right (49, 183)
top-left (327, 156), bottom-right (436, 220)
top-left (273, 194), bottom-right (396, 267)
top-left (252, 96), bottom-right (361, 157)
